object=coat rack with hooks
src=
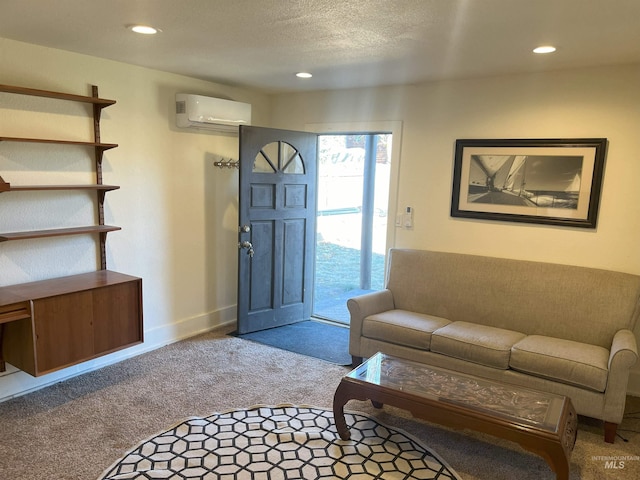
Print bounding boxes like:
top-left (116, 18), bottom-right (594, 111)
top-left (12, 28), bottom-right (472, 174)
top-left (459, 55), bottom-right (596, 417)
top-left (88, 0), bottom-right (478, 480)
top-left (213, 158), bottom-right (239, 169)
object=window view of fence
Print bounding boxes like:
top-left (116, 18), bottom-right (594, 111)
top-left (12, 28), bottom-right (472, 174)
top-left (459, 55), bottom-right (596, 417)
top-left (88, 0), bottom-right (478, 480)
top-left (313, 133), bottom-right (391, 323)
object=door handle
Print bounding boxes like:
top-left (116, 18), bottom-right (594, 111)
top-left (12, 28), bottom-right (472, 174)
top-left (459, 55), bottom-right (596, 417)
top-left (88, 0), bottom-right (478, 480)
top-left (239, 240), bottom-right (254, 257)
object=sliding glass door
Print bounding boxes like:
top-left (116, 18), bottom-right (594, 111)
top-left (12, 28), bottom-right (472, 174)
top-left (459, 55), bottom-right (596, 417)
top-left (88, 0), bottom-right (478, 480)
top-left (313, 133), bottom-right (391, 324)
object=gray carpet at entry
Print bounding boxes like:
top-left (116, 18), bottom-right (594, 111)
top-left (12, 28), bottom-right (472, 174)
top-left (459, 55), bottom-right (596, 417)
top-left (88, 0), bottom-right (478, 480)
top-left (237, 320), bottom-right (351, 365)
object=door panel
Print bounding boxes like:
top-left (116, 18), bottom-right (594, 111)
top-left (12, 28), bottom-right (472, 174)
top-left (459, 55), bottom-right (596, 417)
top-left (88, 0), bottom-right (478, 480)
top-left (282, 218), bottom-right (305, 305)
top-left (237, 126), bottom-right (317, 334)
top-left (251, 184), bottom-right (275, 208)
top-left (249, 220), bottom-right (274, 311)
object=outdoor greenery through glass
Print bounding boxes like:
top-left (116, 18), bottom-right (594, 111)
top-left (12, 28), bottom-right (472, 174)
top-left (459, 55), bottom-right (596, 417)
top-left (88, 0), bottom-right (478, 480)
top-left (313, 134), bottom-right (391, 323)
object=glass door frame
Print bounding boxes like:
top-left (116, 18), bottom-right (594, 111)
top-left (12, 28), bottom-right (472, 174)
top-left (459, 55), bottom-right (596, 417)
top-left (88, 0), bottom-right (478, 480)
top-left (306, 121), bottom-right (403, 320)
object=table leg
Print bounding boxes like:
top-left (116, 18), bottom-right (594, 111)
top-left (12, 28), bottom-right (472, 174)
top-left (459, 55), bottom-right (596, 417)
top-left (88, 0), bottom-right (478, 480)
top-left (533, 444), bottom-right (569, 480)
top-left (552, 457), bottom-right (569, 480)
top-left (332, 381), bottom-right (351, 440)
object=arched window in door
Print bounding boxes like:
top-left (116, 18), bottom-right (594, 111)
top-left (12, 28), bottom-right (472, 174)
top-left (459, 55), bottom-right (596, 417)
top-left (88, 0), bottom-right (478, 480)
top-left (253, 141), bottom-right (305, 174)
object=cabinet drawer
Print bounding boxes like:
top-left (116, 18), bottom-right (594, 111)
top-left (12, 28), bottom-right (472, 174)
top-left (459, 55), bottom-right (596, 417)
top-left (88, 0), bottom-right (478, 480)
top-left (0, 302), bottom-right (31, 324)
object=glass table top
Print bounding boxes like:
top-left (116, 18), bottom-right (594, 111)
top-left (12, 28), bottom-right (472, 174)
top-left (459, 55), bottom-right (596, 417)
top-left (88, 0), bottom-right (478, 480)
top-left (346, 352), bottom-right (567, 432)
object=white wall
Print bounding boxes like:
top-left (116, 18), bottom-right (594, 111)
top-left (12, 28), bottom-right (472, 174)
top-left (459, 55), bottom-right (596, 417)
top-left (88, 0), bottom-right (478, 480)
top-left (0, 38), bottom-right (269, 400)
top-left (270, 64), bottom-right (640, 394)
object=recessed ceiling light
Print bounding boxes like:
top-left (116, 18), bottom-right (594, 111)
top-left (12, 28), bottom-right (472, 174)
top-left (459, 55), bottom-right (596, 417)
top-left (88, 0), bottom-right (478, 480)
top-left (533, 45), bottom-right (556, 54)
top-left (129, 25), bottom-right (160, 35)
top-left (296, 72), bottom-right (313, 79)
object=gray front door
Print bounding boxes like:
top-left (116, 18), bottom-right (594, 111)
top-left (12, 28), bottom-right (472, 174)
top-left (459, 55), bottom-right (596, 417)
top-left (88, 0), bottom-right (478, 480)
top-left (237, 126), bottom-right (317, 334)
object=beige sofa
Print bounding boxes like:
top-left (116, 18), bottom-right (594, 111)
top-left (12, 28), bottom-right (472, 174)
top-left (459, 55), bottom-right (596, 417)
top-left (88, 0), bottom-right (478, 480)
top-left (348, 249), bottom-right (640, 443)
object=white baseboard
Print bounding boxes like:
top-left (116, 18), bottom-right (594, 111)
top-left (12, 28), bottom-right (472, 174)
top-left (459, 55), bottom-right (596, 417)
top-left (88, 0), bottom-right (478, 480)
top-left (0, 306), bottom-right (237, 403)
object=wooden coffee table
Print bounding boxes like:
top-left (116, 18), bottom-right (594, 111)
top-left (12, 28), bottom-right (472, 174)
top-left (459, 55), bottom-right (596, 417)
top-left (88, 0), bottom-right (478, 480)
top-left (333, 352), bottom-right (577, 480)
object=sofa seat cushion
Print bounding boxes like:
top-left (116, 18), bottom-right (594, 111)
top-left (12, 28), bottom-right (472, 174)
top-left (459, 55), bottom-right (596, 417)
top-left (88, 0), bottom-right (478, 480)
top-left (431, 321), bottom-right (526, 369)
top-left (510, 335), bottom-right (609, 392)
top-left (362, 310), bottom-right (451, 350)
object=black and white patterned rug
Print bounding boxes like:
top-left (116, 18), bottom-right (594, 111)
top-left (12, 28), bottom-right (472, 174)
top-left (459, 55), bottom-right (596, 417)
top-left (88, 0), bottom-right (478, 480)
top-left (98, 405), bottom-right (460, 480)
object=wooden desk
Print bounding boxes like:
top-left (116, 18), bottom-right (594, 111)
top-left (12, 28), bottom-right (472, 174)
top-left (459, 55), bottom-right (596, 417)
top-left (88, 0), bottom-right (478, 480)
top-left (0, 270), bottom-right (143, 376)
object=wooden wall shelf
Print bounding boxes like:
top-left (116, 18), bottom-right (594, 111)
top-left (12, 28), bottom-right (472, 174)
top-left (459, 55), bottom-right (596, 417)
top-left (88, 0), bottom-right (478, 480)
top-left (0, 83), bottom-right (116, 107)
top-left (0, 136), bottom-right (118, 151)
top-left (0, 83), bottom-right (143, 377)
top-left (0, 184), bottom-right (120, 193)
top-left (0, 225), bottom-right (121, 242)
top-left (0, 84), bottom-right (119, 263)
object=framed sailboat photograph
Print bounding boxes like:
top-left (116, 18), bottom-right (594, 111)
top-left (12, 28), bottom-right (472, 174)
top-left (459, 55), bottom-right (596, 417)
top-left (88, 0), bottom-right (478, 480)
top-left (451, 138), bottom-right (607, 228)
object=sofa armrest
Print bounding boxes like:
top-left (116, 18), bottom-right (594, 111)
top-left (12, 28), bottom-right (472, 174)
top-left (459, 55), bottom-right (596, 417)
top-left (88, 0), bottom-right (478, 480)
top-left (603, 329), bottom-right (638, 424)
top-left (608, 329), bottom-right (638, 370)
top-left (347, 289), bottom-right (395, 356)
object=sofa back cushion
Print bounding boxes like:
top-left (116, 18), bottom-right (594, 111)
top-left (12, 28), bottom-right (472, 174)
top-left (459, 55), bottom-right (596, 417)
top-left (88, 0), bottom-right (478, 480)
top-left (386, 249), bottom-right (640, 348)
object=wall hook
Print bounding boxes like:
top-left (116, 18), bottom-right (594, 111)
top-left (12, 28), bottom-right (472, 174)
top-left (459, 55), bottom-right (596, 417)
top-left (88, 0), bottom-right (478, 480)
top-left (213, 158), bottom-right (239, 169)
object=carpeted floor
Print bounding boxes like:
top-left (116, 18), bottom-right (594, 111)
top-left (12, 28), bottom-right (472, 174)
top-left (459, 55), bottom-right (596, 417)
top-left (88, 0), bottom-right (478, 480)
top-left (0, 325), bottom-right (638, 480)
top-left (237, 320), bottom-right (352, 365)
top-left (98, 405), bottom-right (461, 480)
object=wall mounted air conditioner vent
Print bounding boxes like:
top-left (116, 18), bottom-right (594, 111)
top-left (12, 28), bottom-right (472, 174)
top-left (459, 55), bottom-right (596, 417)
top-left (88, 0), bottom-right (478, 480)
top-left (175, 93), bottom-right (251, 134)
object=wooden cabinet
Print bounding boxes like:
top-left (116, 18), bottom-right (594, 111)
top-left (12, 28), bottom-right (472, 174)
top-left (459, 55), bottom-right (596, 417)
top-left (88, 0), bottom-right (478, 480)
top-left (1, 271), bottom-right (143, 376)
top-left (0, 84), bottom-right (143, 376)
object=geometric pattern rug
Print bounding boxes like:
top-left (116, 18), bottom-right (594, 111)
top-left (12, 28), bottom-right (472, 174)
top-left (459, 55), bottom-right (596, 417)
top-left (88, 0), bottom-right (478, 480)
top-left (97, 405), bottom-right (461, 480)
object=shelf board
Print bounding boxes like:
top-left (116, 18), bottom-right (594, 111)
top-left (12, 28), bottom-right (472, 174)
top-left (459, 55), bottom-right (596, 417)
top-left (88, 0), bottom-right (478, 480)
top-left (0, 184), bottom-right (120, 193)
top-left (0, 84), bottom-right (115, 107)
top-left (0, 136), bottom-right (117, 151)
top-left (0, 225), bottom-right (121, 242)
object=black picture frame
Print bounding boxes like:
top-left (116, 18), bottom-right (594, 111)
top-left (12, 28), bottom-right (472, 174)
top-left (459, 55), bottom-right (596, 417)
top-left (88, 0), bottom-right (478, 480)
top-left (451, 138), bottom-right (608, 228)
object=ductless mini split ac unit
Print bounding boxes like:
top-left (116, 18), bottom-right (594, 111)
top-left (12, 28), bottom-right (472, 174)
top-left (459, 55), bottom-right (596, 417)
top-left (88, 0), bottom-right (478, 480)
top-left (175, 93), bottom-right (251, 133)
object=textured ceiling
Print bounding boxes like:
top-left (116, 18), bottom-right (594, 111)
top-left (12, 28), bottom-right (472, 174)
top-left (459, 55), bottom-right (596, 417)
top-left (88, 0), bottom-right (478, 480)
top-left (1, 0), bottom-right (640, 93)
